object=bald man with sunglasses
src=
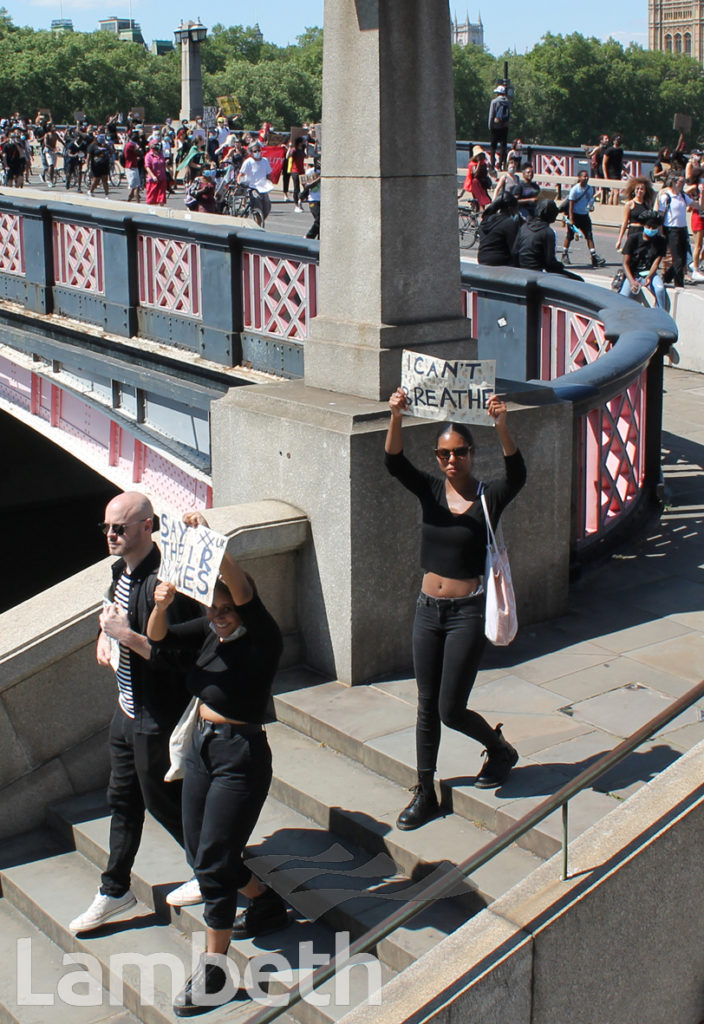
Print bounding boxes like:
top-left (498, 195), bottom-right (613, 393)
top-left (70, 491), bottom-right (199, 935)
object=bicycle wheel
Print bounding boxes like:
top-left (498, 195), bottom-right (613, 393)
top-left (458, 210), bottom-right (474, 248)
top-left (109, 163), bottom-right (121, 188)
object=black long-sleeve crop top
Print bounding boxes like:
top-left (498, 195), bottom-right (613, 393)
top-left (153, 593), bottom-right (283, 723)
top-left (384, 448), bottom-right (526, 579)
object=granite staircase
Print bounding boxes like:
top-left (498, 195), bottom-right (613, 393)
top-left (0, 667), bottom-right (555, 1024)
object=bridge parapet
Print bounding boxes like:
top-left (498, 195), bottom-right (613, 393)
top-left (0, 189), bottom-right (677, 560)
top-left (0, 499), bottom-right (309, 840)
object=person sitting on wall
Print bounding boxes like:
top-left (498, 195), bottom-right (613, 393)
top-left (477, 194), bottom-right (520, 267)
top-left (619, 210), bottom-right (668, 308)
top-left (513, 198), bottom-right (583, 279)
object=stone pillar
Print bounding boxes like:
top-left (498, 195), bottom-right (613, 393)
top-left (304, 0), bottom-right (471, 400)
top-left (179, 32), bottom-right (204, 122)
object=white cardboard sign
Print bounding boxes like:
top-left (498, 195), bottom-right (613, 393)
top-left (157, 511), bottom-right (227, 606)
top-left (401, 350), bottom-right (496, 424)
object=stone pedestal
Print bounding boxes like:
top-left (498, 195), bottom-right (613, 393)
top-left (305, 0), bottom-right (471, 400)
top-left (211, 383), bottom-right (572, 685)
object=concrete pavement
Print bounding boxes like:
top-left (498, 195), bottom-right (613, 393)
top-left (273, 365), bottom-right (704, 854)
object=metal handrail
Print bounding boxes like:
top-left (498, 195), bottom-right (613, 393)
top-left (246, 678), bottom-right (704, 1024)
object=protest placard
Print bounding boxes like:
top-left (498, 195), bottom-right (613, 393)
top-left (401, 349), bottom-right (496, 424)
top-left (158, 511), bottom-right (227, 605)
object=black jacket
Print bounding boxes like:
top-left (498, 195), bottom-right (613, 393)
top-left (513, 218), bottom-right (564, 273)
top-left (107, 544), bottom-right (201, 733)
top-left (478, 213), bottom-right (520, 266)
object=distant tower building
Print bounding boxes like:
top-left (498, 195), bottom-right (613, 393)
top-left (649, 0), bottom-right (699, 60)
top-left (451, 10), bottom-right (484, 48)
top-left (51, 19), bottom-right (74, 34)
top-left (98, 16), bottom-right (146, 47)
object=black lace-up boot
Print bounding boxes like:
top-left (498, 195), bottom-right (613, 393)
top-left (396, 771), bottom-right (440, 830)
top-left (475, 723), bottom-right (519, 788)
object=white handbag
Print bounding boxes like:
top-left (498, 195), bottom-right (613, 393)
top-left (164, 696), bottom-right (200, 782)
top-left (481, 492), bottom-right (518, 646)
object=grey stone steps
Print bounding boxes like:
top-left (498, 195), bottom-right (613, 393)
top-left (47, 788), bottom-right (464, 977)
top-left (0, 850), bottom-right (256, 1024)
top-left (265, 720), bottom-right (543, 912)
top-left (0, 898), bottom-right (141, 1024)
top-left (45, 796), bottom-right (386, 1024)
top-left (271, 670), bottom-right (562, 860)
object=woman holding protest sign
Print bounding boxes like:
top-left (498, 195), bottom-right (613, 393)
top-left (384, 389), bottom-right (526, 830)
top-left (146, 511), bottom-right (285, 1015)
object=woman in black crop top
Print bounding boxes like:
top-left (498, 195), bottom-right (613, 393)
top-left (385, 388), bottom-right (526, 830)
top-left (147, 511), bottom-right (285, 1015)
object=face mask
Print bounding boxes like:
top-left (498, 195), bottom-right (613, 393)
top-left (252, 151), bottom-right (262, 160)
top-left (643, 227), bottom-right (658, 238)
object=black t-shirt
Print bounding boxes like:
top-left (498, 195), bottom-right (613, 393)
top-left (87, 142), bottom-right (110, 174)
top-left (605, 145), bottom-right (624, 179)
top-left (511, 179), bottom-right (541, 217)
top-left (623, 232), bottom-right (666, 274)
top-left (384, 450), bottom-right (526, 578)
top-left (3, 141), bottom-right (25, 174)
top-left (157, 593), bottom-right (283, 723)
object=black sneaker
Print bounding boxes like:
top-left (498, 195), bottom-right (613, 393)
top-left (173, 956), bottom-right (236, 1017)
top-left (561, 250), bottom-right (571, 265)
top-left (231, 887), bottom-right (288, 938)
top-left (591, 253), bottom-right (607, 267)
top-left (396, 783), bottom-right (440, 831)
top-left (475, 724), bottom-right (518, 788)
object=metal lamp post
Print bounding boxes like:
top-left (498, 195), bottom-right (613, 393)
top-left (174, 20), bottom-right (208, 123)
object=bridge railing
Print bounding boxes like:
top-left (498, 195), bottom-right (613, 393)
top-left (0, 189), bottom-right (676, 555)
top-left (463, 266), bottom-right (674, 552)
top-left (0, 190), bottom-right (319, 375)
top-left (455, 140), bottom-right (653, 183)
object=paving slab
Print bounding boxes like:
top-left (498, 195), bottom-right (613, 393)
top-left (0, 899), bottom-right (141, 1024)
top-left (625, 633), bottom-right (704, 683)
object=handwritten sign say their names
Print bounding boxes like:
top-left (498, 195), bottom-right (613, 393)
top-left (158, 511), bottom-right (227, 606)
top-left (401, 350), bottom-right (496, 425)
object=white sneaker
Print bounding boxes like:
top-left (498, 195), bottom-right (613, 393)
top-left (69, 890), bottom-right (136, 934)
top-left (166, 877), bottom-right (203, 907)
top-left (293, 204), bottom-right (303, 213)
top-left (691, 269), bottom-right (704, 282)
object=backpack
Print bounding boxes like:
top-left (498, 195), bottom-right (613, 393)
top-left (493, 98), bottom-right (510, 124)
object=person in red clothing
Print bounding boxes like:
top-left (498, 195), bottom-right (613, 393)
top-left (123, 130), bottom-right (142, 203)
top-left (458, 146), bottom-right (492, 209)
top-left (144, 139), bottom-right (168, 206)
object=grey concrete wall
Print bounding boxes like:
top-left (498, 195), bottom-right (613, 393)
top-left (0, 501), bottom-right (308, 839)
top-left (666, 288), bottom-right (704, 375)
top-left (211, 382), bottom-right (572, 685)
top-left (339, 741), bottom-right (704, 1024)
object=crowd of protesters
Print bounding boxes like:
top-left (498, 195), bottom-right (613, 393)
top-left (464, 129), bottom-right (704, 302)
top-left (0, 110), bottom-right (321, 234)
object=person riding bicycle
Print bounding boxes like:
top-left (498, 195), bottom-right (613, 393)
top-left (237, 141), bottom-right (274, 226)
top-left (63, 128), bottom-right (86, 192)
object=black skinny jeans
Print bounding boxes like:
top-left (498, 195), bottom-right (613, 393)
top-left (183, 720), bottom-right (272, 931)
top-left (101, 707), bottom-right (184, 897)
top-left (412, 592), bottom-right (497, 774)
top-left (664, 226), bottom-right (689, 287)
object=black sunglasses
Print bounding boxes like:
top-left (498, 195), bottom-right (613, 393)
top-left (99, 517), bottom-right (150, 536)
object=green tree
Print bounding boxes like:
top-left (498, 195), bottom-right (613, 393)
top-left (452, 45), bottom-right (499, 139)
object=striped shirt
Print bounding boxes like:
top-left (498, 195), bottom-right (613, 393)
top-left (114, 570), bottom-right (135, 718)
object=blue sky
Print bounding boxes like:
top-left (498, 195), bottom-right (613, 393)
top-left (7, 0), bottom-right (648, 54)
